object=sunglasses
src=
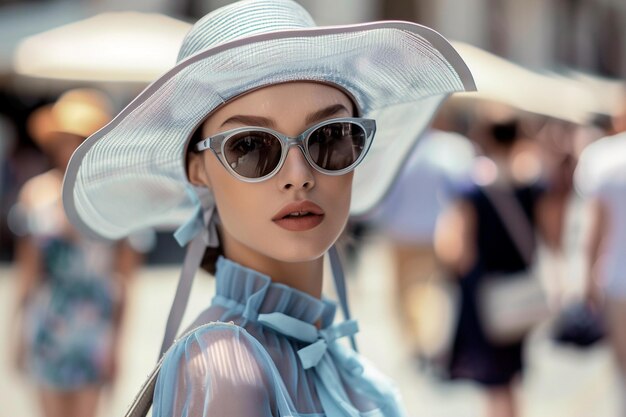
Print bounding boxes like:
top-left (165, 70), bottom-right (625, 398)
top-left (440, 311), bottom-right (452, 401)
top-left (195, 117), bottom-right (376, 182)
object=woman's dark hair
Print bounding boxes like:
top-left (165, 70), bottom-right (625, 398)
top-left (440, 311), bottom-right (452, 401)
top-left (187, 126), bottom-right (224, 276)
top-left (199, 232), bottom-right (223, 276)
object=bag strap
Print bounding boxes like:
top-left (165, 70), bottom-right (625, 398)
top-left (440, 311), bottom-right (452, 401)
top-left (481, 184), bottom-right (536, 266)
top-left (123, 356), bottom-right (163, 417)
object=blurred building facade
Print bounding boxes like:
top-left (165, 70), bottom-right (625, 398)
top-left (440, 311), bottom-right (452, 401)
top-left (383, 0), bottom-right (626, 78)
top-left (173, 0), bottom-right (626, 79)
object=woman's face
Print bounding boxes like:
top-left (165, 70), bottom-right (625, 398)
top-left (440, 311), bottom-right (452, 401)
top-left (188, 82), bottom-right (355, 263)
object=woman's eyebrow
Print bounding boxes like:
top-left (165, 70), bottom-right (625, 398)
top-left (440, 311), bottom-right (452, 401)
top-left (219, 103), bottom-right (350, 129)
top-left (305, 104), bottom-right (350, 125)
top-left (220, 115), bottom-right (277, 128)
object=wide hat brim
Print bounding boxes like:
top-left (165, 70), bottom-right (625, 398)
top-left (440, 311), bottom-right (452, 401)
top-left (63, 21), bottom-right (475, 240)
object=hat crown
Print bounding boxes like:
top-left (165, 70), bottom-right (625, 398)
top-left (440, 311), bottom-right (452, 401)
top-left (177, 0), bottom-right (316, 62)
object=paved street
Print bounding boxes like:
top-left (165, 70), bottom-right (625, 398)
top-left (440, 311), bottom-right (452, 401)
top-left (0, 238), bottom-right (621, 417)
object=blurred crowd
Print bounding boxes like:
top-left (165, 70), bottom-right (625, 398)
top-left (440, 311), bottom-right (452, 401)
top-left (1, 1), bottom-right (626, 417)
top-left (360, 89), bottom-right (626, 417)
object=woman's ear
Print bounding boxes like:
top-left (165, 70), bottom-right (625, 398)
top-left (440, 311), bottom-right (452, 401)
top-left (187, 152), bottom-right (212, 188)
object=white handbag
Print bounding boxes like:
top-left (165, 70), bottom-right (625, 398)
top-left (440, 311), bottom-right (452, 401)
top-left (478, 185), bottom-right (550, 345)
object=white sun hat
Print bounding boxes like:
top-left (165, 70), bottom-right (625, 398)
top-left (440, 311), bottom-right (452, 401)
top-left (62, 0), bottom-right (475, 243)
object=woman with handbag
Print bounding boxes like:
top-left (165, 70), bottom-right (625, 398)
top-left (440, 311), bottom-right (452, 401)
top-left (61, 1), bottom-right (476, 415)
top-left (435, 108), bottom-right (563, 417)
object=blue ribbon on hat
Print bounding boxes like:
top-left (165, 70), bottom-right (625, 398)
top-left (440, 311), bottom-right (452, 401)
top-left (173, 205), bottom-right (204, 247)
top-left (173, 185), bottom-right (219, 248)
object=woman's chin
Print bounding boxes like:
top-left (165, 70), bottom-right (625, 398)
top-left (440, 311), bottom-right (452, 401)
top-left (265, 246), bottom-right (328, 264)
top-left (257, 236), bottom-right (336, 263)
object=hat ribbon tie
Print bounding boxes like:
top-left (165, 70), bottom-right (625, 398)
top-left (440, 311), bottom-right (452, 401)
top-left (173, 205), bottom-right (204, 246)
top-left (173, 187), bottom-right (219, 248)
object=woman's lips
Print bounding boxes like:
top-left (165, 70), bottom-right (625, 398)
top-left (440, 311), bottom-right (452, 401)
top-left (273, 214), bottom-right (324, 231)
top-left (272, 200), bottom-right (325, 231)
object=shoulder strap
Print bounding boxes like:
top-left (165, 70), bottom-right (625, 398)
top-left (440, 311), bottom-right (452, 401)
top-left (481, 185), bottom-right (535, 265)
top-left (123, 356), bottom-right (163, 417)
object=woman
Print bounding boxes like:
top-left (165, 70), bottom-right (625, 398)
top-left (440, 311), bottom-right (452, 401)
top-left (61, 0), bottom-right (475, 415)
top-left (12, 89), bottom-right (140, 417)
top-left (366, 126), bottom-right (475, 361)
top-left (435, 107), bottom-right (562, 417)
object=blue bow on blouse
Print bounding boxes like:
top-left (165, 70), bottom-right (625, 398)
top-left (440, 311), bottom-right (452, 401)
top-left (257, 312), bottom-right (360, 370)
top-left (255, 312), bottom-right (399, 417)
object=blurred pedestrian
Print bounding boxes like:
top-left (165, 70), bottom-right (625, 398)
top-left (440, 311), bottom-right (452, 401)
top-left (577, 95), bottom-right (626, 416)
top-left (368, 126), bottom-right (475, 360)
top-left (11, 89), bottom-right (141, 417)
top-left (435, 104), bottom-right (563, 417)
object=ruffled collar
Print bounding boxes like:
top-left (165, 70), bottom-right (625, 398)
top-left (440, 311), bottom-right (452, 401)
top-left (209, 257), bottom-right (375, 411)
top-left (211, 256), bottom-right (337, 329)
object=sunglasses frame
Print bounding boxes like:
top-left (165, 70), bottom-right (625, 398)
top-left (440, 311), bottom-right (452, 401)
top-left (195, 117), bottom-right (376, 183)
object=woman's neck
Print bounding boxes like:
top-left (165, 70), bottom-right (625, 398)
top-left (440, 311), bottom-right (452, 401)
top-left (221, 234), bottom-right (324, 299)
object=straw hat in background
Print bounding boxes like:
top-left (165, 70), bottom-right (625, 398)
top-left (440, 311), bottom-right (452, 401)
top-left (27, 88), bottom-right (113, 149)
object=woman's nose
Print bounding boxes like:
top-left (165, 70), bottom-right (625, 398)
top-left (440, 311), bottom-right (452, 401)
top-left (276, 146), bottom-right (315, 191)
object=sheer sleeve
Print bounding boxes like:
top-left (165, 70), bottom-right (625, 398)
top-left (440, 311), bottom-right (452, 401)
top-left (153, 322), bottom-right (277, 417)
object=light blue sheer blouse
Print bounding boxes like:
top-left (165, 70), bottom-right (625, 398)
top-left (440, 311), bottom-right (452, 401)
top-left (153, 256), bottom-right (406, 417)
